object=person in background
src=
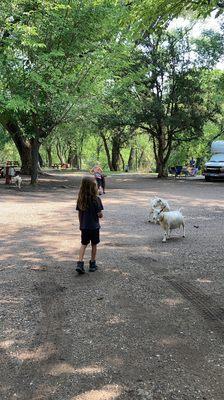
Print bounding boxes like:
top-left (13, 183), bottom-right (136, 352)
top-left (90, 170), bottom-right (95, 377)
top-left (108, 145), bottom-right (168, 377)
top-left (76, 176), bottom-right (104, 274)
top-left (5, 161), bottom-right (15, 184)
top-left (189, 157), bottom-right (196, 167)
top-left (90, 162), bottom-right (106, 194)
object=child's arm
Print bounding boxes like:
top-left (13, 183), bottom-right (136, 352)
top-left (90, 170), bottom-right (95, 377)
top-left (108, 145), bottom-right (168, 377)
top-left (96, 197), bottom-right (103, 218)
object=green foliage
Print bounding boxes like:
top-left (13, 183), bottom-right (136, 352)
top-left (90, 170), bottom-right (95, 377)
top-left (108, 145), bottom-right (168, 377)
top-left (0, 1), bottom-right (224, 177)
top-left (121, 0), bottom-right (224, 33)
top-left (0, 2), bottom-right (122, 134)
top-left (0, 127), bottom-right (20, 162)
top-left (194, 28), bottom-right (224, 68)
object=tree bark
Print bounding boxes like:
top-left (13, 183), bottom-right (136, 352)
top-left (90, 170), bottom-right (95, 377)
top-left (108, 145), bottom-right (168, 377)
top-left (68, 146), bottom-right (80, 169)
top-left (38, 152), bottom-right (43, 167)
top-left (56, 141), bottom-right (65, 164)
top-left (138, 150), bottom-right (145, 168)
top-left (111, 136), bottom-right (120, 171)
top-left (5, 121), bottom-right (32, 174)
top-left (100, 132), bottom-right (113, 171)
top-left (119, 152), bottom-right (125, 171)
top-left (155, 135), bottom-right (168, 178)
top-left (30, 138), bottom-right (40, 184)
top-left (46, 146), bottom-right (52, 167)
top-left (96, 139), bottom-right (102, 160)
top-left (128, 147), bottom-right (136, 170)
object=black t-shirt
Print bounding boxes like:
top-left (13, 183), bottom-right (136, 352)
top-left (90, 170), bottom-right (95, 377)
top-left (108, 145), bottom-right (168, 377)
top-left (76, 196), bottom-right (103, 230)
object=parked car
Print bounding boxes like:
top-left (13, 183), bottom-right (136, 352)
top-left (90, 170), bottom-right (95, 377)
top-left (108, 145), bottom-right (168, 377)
top-left (203, 141), bottom-right (224, 181)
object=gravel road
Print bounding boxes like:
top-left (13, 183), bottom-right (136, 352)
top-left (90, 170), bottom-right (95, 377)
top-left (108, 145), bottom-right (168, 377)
top-left (0, 173), bottom-right (224, 400)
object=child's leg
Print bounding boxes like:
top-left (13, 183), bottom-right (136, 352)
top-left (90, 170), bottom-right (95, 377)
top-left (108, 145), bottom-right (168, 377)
top-left (101, 176), bottom-right (105, 193)
top-left (89, 230), bottom-right (99, 272)
top-left (76, 231), bottom-right (89, 274)
top-left (89, 244), bottom-right (98, 272)
top-left (91, 244), bottom-right (97, 262)
top-left (79, 244), bottom-right (87, 261)
top-left (96, 178), bottom-right (101, 188)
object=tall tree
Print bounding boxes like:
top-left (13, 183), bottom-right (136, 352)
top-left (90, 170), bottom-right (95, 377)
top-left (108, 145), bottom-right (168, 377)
top-left (129, 29), bottom-right (220, 177)
top-left (0, 0), bottom-right (120, 183)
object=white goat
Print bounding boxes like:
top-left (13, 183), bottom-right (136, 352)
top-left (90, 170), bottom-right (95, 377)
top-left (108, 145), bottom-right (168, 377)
top-left (13, 175), bottom-right (22, 189)
top-left (148, 197), bottom-right (170, 222)
top-left (153, 209), bottom-right (185, 242)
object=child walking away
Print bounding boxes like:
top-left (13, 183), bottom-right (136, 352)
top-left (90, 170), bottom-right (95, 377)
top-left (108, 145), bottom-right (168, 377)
top-left (90, 163), bottom-right (106, 195)
top-left (76, 177), bottom-right (104, 274)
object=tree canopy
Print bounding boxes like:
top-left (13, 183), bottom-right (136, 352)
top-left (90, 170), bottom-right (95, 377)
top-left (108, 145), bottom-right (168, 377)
top-left (0, 0), bottom-right (224, 180)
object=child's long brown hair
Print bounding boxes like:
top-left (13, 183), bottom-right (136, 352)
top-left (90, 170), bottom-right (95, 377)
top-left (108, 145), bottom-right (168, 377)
top-left (77, 176), bottom-right (98, 211)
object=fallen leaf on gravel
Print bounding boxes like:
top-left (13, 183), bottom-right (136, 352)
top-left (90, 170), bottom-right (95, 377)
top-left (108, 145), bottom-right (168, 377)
top-left (97, 296), bottom-right (104, 300)
top-left (31, 266), bottom-right (47, 271)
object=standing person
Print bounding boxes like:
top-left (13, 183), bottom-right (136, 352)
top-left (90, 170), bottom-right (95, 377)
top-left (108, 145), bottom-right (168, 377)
top-left (90, 163), bottom-right (106, 194)
top-left (189, 157), bottom-right (196, 167)
top-left (5, 161), bottom-right (15, 184)
top-left (76, 176), bottom-right (104, 274)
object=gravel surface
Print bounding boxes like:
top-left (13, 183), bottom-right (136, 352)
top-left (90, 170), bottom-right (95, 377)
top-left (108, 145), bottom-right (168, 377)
top-left (0, 172), bottom-right (224, 400)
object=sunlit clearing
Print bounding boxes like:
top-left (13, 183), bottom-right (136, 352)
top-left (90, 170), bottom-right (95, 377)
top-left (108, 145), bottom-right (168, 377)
top-left (0, 339), bottom-right (14, 349)
top-left (106, 316), bottom-right (126, 326)
top-left (162, 298), bottom-right (184, 306)
top-left (0, 298), bottom-right (20, 304)
top-left (197, 278), bottom-right (212, 283)
top-left (15, 343), bottom-right (56, 361)
top-left (105, 356), bottom-right (124, 367)
top-left (73, 385), bottom-right (122, 400)
top-left (48, 363), bottom-right (103, 376)
top-left (159, 337), bottom-right (181, 346)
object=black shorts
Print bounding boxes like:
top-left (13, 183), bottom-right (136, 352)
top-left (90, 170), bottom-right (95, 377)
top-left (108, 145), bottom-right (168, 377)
top-left (96, 178), bottom-right (102, 188)
top-left (81, 229), bottom-right (100, 245)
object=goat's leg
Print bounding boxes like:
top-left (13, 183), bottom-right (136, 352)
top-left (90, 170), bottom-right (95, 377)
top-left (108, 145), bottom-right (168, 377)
top-left (182, 222), bottom-right (185, 237)
top-left (167, 227), bottom-right (171, 238)
top-left (148, 210), bottom-right (153, 222)
top-left (162, 230), bottom-right (167, 243)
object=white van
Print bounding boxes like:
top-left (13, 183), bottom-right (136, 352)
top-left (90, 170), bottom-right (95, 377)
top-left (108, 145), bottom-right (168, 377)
top-left (203, 141), bottom-right (224, 181)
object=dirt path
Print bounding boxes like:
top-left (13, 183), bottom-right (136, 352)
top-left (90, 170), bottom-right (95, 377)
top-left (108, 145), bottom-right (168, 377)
top-left (1, 173), bottom-right (224, 400)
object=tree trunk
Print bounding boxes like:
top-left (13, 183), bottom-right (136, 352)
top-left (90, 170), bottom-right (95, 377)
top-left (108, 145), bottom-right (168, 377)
top-left (119, 152), bottom-right (125, 171)
top-left (128, 147), bottom-right (136, 170)
top-left (46, 146), bottom-right (52, 167)
top-left (30, 138), bottom-right (40, 184)
top-left (100, 132), bottom-right (113, 171)
top-left (56, 141), bottom-right (65, 164)
top-left (68, 146), bottom-right (80, 169)
top-left (111, 137), bottom-right (120, 171)
top-left (79, 156), bottom-right (82, 170)
top-left (157, 160), bottom-right (168, 178)
top-left (38, 152), bottom-right (43, 168)
top-left (154, 135), bottom-right (168, 178)
top-left (19, 143), bottom-right (32, 175)
top-left (138, 150), bottom-right (145, 168)
top-left (5, 121), bottom-right (32, 174)
top-left (96, 139), bottom-right (102, 160)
